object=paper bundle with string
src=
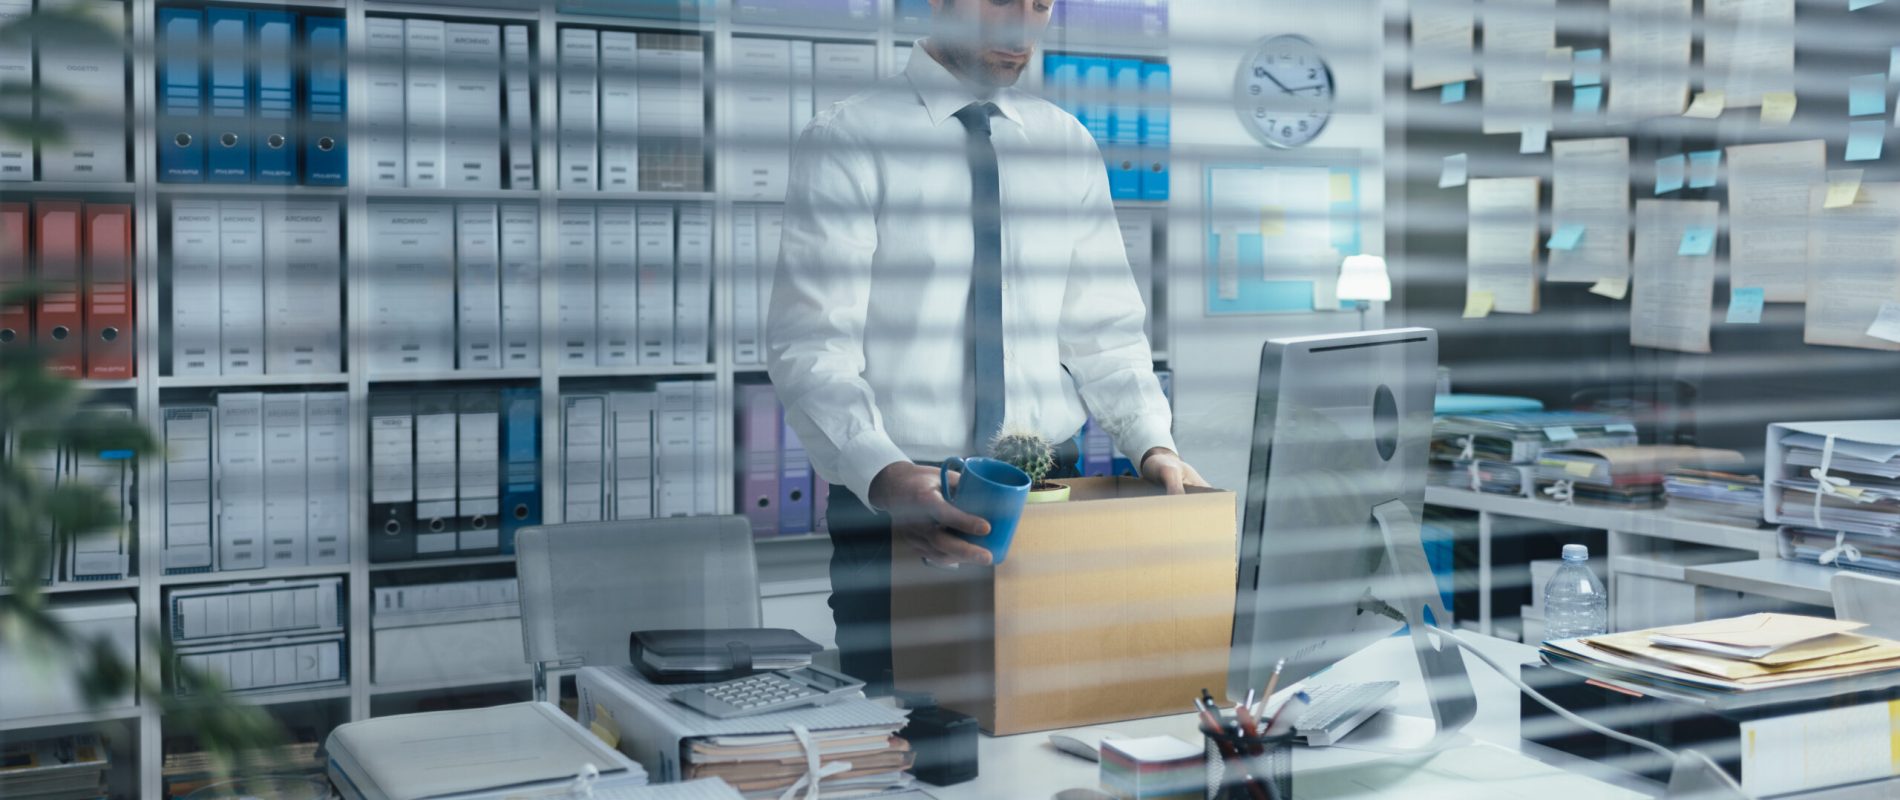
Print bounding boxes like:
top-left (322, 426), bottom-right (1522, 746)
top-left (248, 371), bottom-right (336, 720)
top-left (1578, 613), bottom-right (1900, 687)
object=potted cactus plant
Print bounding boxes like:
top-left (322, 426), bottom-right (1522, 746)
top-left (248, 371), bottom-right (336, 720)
top-left (989, 426), bottom-right (1071, 504)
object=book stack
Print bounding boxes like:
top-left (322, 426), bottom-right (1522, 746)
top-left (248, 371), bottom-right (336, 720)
top-left (1664, 468), bottom-right (1764, 526)
top-left (1533, 446), bottom-right (1743, 509)
top-left (1099, 735), bottom-right (1202, 800)
top-left (1429, 411), bottom-right (1638, 497)
top-left (0, 734), bottom-right (111, 799)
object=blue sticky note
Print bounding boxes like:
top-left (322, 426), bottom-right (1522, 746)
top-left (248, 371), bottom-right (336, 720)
top-left (1655, 154), bottom-right (1686, 195)
top-left (1891, 47), bottom-right (1900, 80)
top-left (1545, 426), bottom-right (1578, 442)
top-left (1442, 81), bottom-right (1467, 104)
top-left (1688, 150), bottom-right (1722, 189)
top-left (1852, 0), bottom-right (1884, 11)
top-left (1573, 49), bottom-right (1603, 87)
top-left (1679, 226), bottom-right (1716, 256)
top-left (1847, 120), bottom-right (1886, 162)
top-left (1727, 287), bottom-right (1765, 324)
top-left (1574, 86), bottom-right (1603, 115)
top-left (1547, 224), bottom-right (1587, 251)
top-left (1850, 73), bottom-right (1888, 117)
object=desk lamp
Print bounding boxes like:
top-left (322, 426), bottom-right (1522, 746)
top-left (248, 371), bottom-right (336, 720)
top-left (1335, 254), bottom-right (1390, 330)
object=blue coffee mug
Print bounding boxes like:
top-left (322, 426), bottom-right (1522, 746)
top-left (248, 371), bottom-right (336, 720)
top-left (940, 456), bottom-right (1032, 565)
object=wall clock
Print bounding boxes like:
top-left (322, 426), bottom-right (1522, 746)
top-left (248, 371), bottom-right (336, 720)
top-left (1236, 34), bottom-right (1336, 149)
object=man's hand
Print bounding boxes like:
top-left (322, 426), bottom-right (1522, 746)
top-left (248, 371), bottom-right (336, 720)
top-left (869, 462), bottom-right (995, 566)
top-left (1140, 447), bottom-right (1210, 495)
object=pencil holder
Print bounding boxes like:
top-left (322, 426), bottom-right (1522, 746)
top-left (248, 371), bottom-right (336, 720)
top-left (1203, 729), bottom-right (1293, 800)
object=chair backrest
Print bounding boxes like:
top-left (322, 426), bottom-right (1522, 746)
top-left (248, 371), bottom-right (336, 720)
top-left (1832, 571), bottom-right (1900, 640)
top-left (517, 516), bottom-right (761, 675)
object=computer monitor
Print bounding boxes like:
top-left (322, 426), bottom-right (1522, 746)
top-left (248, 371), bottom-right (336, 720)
top-left (1226, 327), bottom-right (1473, 735)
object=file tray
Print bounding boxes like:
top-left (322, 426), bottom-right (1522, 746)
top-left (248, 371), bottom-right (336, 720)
top-left (1764, 420), bottom-right (1900, 529)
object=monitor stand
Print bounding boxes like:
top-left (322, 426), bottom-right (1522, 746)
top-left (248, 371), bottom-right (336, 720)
top-left (1368, 499), bottom-right (1477, 746)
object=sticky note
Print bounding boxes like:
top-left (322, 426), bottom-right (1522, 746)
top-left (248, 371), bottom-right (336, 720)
top-left (1679, 226), bottom-right (1716, 256)
top-left (1330, 172), bottom-right (1354, 203)
top-left (1847, 120), bottom-right (1886, 162)
top-left (1760, 92), bottom-right (1797, 125)
top-left (1589, 278), bottom-right (1629, 300)
top-left (1726, 287), bottom-right (1764, 324)
top-left (1573, 86), bottom-right (1603, 115)
top-left (1544, 47), bottom-right (1574, 81)
top-left (1545, 426), bottom-right (1578, 442)
top-left (1463, 290), bottom-right (1495, 319)
top-left (1890, 48), bottom-right (1900, 78)
top-left (1684, 91), bottom-right (1726, 119)
top-left (1564, 461), bottom-right (1597, 478)
top-left (1573, 49), bottom-right (1603, 87)
top-left (1439, 153), bottom-right (1469, 188)
top-left (1850, 73), bottom-right (1888, 117)
top-left (1825, 169), bottom-right (1865, 208)
top-left (1520, 124), bottom-right (1549, 154)
top-left (1687, 150), bottom-right (1722, 189)
top-left (1655, 154), bottom-right (1686, 195)
top-left (1260, 206), bottom-right (1285, 236)
top-left (1442, 81), bottom-right (1467, 104)
top-left (1868, 301), bottom-right (1900, 343)
top-left (1852, 0), bottom-right (1884, 11)
top-left (1547, 224), bottom-right (1587, 251)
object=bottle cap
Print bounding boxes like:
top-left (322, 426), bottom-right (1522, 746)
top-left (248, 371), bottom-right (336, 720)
top-left (1563, 544), bottom-right (1588, 561)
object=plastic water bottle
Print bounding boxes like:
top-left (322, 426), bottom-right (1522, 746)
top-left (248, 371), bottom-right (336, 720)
top-left (1542, 544), bottom-right (1608, 640)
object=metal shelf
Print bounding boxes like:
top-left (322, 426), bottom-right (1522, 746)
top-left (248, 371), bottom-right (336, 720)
top-left (77, 378), bottom-right (140, 391)
top-left (156, 183), bottom-right (349, 196)
top-left (159, 564), bottom-right (351, 587)
top-left (365, 0), bottom-right (539, 21)
top-left (366, 187), bottom-right (543, 201)
top-left (0, 181), bottom-right (138, 194)
top-left (547, 11), bottom-right (712, 33)
top-left (0, 705), bottom-right (141, 733)
top-left (367, 554), bottom-right (517, 572)
top-left (726, 20), bottom-right (879, 41)
top-left (558, 364), bottom-right (719, 379)
top-left (157, 372), bottom-right (352, 389)
top-left (0, 578), bottom-right (140, 597)
top-left (368, 672), bottom-right (532, 696)
top-left (557, 189), bottom-right (718, 203)
top-left (366, 368), bottom-right (543, 384)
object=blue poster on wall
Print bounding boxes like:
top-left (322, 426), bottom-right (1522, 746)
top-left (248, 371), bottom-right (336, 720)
top-left (1204, 164), bottom-right (1364, 315)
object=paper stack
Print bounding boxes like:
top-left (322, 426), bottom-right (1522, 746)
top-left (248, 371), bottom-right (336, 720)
top-left (1664, 468), bottom-right (1764, 526)
top-left (1099, 735), bottom-right (1204, 800)
top-left (1534, 446), bottom-right (1743, 508)
top-left (684, 731), bottom-right (914, 798)
top-left (0, 734), bottom-right (110, 799)
top-left (1779, 526), bottom-right (1900, 575)
top-left (1766, 422), bottom-right (1900, 536)
top-left (1429, 411), bottom-right (1638, 497)
top-left (1542, 613), bottom-right (1900, 698)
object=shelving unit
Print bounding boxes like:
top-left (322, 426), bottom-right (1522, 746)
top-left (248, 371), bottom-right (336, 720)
top-left (10, 0), bottom-right (1172, 795)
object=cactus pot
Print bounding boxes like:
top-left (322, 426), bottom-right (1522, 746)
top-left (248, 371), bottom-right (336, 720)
top-left (1025, 480), bottom-right (1071, 504)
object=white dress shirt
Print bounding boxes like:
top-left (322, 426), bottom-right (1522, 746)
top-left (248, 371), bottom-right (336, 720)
top-left (766, 42), bottom-right (1175, 506)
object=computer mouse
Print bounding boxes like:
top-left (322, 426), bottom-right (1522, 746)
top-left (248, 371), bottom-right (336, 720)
top-left (1047, 728), bottom-right (1120, 762)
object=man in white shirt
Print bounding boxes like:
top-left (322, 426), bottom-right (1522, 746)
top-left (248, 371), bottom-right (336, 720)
top-left (766, 0), bottom-right (1204, 692)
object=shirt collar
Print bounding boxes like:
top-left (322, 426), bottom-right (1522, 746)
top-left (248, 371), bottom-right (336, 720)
top-left (907, 38), bottom-right (1024, 129)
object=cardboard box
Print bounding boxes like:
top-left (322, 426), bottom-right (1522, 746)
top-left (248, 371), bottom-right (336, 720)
top-left (890, 477), bottom-right (1237, 735)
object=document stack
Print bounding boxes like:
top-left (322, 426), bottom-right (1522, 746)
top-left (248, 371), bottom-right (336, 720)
top-left (551, 203), bottom-right (712, 369)
top-left (1, 406), bottom-right (136, 586)
top-left (577, 665), bottom-right (915, 798)
top-left (1664, 467), bottom-right (1764, 526)
top-left (365, 203), bottom-right (543, 374)
top-left (161, 392), bottom-right (351, 574)
top-left (1040, 53), bottom-right (1169, 200)
top-left (1, 201), bottom-right (135, 378)
top-left (169, 200), bottom-right (342, 377)
top-left (362, 16), bottom-right (535, 189)
top-left (367, 388), bottom-right (542, 563)
top-left (725, 36), bottom-right (875, 201)
top-left (1428, 410), bottom-right (1638, 497)
top-left (371, 577), bottom-right (525, 686)
top-left (559, 28), bottom-right (706, 192)
top-left (1533, 446), bottom-right (1744, 509)
top-left (0, 734), bottom-right (112, 799)
top-left (163, 727), bottom-right (324, 797)
top-left (165, 576), bottom-right (348, 696)
top-left (2, 0), bottom-right (127, 183)
top-left (562, 381), bottom-right (716, 524)
top-left (327, 702), bottom-right (652, 800)
top-left (156, 8), bottom-right (347, 185)
top-left (1764, 421), bottom-right (1900, 572)
top-left (1099, 736), bottom-right (1203, 800)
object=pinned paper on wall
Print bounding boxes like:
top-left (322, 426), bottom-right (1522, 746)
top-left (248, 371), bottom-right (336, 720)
top-left (1463, 290), bottom-right (1496, 318)
top-left (1760, 92), bottom-right (1797, 125)
top-left (1679, 226), bottom-right (1717, 256)
top-left (1590, 278), bottom-right (1629, 299)
top-left (1850, 73), bottom-right (1888, 117)
top-left (1443, 81), bottom-right (1468, 103)
top-left (1684, 91), bottom-right (1726, 118)
top-left (1330, 173), bottom-right (1356, 203)
top-left (1573, 49), bottom-right (1603, 86)
top-left (1544, 47), bottom-right (1574, 81)
top-left (1656, 154), bottom-right (1687, 194)
top-left (1547, 224), bottom-right (1587, 251)
top-left (1727, 287), bottom-right (1765, 324)
top-left (1847, 120), bottom-right (1886, 161)
top-left (1574, 86), bottom-right (1604, 114)
top-left (1825, 169), bottom-right (1866, 208)
top-left (1520, 124), bottom-right (1550, 154)
top-left (1869, 301), bottom-right (1900, 344)
top-left (1688, 150), bottom-right (1722, 189)
top-left (1439, 154), bottom-right (1469, 188)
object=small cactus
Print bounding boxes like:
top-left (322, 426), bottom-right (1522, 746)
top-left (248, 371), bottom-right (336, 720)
top-left (989, 426), bottom-right (1056, 486)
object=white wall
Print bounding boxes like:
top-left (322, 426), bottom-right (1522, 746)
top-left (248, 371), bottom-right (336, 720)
top-left (1164, 0), bottom-right (1390, 495)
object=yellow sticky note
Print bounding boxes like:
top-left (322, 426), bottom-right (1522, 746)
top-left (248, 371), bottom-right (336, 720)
top-left (1825, 169), bottom-right (1865, 209)
top-left (1260, 206), bottom-right (1285, 236)
top-left (1329, 173), bottom-right (1355, 203)
top-left (589, 704), bottom-right (622, 748)
top-left (1684, 91), bottom-right (1726, 119)
top-left (1462, 290), bottom-right (1495, 319)
top-left (1761, 92), bottom-right (1797, 125)
top-left (1589, 278), bottom-right (1629, 300)
top-left (1565, 461), bottom-right (1597, 478)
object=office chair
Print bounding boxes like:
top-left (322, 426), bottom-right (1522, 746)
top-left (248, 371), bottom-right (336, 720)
top-left (1831, 571), bottom-right (1900, 640)
top-left (516, 516), bottom-right (763, 701)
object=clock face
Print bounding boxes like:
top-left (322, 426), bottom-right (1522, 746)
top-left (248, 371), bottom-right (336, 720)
top-left (1236, 35), bottom-right (1335, 149)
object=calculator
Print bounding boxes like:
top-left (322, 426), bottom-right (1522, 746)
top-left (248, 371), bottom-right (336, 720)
top-left (668, 665), bottom-right (867, 719)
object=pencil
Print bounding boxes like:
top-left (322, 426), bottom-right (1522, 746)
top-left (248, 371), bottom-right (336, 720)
top-left (1260, 658), bottom-right (1285, 713)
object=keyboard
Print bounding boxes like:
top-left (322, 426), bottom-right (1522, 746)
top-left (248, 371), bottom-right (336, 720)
top-left (1288, 680), bottom-right (1399, 747)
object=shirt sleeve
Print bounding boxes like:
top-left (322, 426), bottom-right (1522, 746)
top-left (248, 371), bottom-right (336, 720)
top-left (1057, 131), bottom-right (1178, 466)
top-left (766, 115), bottom-right (911, 509)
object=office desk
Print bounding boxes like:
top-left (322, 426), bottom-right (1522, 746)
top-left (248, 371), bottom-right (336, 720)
top-left (923, 632), bottom-right (1657, 799)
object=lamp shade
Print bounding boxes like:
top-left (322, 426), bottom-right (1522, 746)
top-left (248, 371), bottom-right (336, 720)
top-left (1336, 254), bottom-right (1391, 302)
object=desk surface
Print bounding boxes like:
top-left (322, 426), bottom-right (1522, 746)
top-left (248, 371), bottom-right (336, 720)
top-left (923, 633), bottom-right (1656, 799)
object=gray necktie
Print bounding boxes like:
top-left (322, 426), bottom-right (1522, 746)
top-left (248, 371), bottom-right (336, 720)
top-left (954, 102), bottom-right (1005, 451)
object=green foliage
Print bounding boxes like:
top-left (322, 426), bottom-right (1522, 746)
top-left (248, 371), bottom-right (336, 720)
top-left (988, 426), bottom-right (1056, 486)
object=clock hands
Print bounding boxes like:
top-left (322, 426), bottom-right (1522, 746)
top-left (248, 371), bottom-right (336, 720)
top-left (1256, 65), bottom-right (1329, 96)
